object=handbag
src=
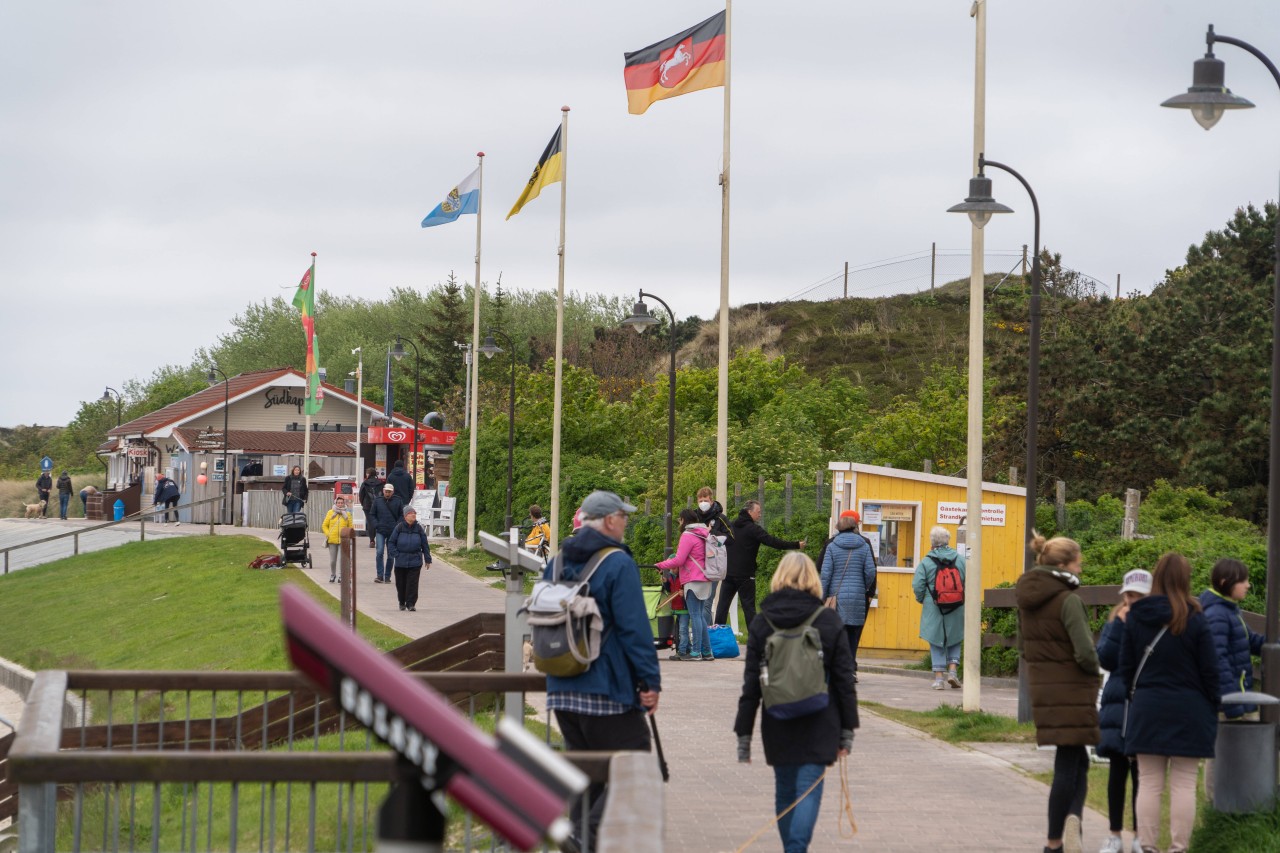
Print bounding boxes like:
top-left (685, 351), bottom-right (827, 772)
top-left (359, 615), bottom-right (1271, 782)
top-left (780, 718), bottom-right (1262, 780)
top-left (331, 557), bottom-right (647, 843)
top-left (824, 551), bottom-right (856, 610)
top-left (1121, 625), bottom-right (1168, 738)
top-left (708, 624), bottom-right (740, 658)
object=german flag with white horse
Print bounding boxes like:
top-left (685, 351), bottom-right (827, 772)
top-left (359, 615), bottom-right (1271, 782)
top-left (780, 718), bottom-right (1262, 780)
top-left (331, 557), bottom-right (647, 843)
top-left (623, 10), bottom-right (726, 115)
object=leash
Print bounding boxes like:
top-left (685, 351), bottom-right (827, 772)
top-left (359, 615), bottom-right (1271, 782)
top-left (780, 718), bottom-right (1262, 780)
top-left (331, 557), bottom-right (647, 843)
top-left (733, 755), bottom-right (857, 852)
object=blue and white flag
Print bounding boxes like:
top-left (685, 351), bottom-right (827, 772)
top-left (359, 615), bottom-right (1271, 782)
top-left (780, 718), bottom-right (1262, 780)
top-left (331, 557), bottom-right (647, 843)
top-left (421, 167), bottom-right (480, 228)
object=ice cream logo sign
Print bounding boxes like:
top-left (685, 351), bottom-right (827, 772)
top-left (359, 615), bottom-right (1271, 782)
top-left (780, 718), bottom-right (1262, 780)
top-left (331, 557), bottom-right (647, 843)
top-left (385, 430), bottom-right (408, 442)
top-left (936, 501), bottom-right (1006, 527)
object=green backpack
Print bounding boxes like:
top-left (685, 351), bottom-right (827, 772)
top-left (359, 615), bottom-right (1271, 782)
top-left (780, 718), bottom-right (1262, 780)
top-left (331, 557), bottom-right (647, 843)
top-left (760, 607), bottom-right (830, 719)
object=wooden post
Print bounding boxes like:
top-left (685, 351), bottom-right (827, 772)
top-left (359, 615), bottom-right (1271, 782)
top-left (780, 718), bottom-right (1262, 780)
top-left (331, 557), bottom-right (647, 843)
top-left (1009, 466), bottom-right (1018, 486)
top-left (734, 482), bottom-right (742, 509)
top-left (930, 241), bottom-right (937, 292)
top-left (923, 459), bottom-right (933, 474)
top-left (1122, 489), bottom-right (1140, 541)
top-left (815, 469), bottom-right (824, 511)
top-left (645, 497), bottom-right (651, 516)
top-left (686, 495), bottom-right (693, 510)
top-left (784, 473), bottom-right (793, 525)
top-left (1055, 480), bottom-right (1067, 531)
top-left (757, 475), bottom-right (766, 517)
top-left (1021, 243), bottom-right (1028, 278)
top-left (843, 261), bottom-right (849, 299)
top-left (340, 527), bottom-right (354, 629)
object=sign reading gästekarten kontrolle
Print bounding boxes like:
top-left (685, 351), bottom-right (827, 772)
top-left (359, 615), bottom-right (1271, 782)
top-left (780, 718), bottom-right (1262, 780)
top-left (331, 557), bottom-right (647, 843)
top-left (936, 501), bottom-right (1006, 527)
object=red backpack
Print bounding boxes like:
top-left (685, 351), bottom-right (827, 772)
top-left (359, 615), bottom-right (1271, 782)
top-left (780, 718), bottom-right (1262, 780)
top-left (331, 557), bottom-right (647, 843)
top-left (929, 554), bottom-right (964, 613)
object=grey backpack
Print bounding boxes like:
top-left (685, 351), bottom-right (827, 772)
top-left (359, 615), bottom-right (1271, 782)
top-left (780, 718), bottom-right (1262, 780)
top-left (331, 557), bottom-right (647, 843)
top-left (522, 548), bottom-right (619, 677)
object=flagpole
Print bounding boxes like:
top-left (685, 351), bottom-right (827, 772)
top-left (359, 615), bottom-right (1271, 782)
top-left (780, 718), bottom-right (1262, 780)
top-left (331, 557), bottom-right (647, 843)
top-left (304, 251), bottom-right (315, 479)
top-left (715, 0), bottom-right (733, 506)
top-left (549, 106), bottom-right (570, 553)
top-left (466, 152), bottom-right (485, 548)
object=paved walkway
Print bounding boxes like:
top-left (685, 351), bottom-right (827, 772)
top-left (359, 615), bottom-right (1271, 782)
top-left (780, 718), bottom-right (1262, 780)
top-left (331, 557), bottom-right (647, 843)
top-left (0, 517), bottom-right (200, 575)
top-left (2, 526), bottom-right (1116, 850)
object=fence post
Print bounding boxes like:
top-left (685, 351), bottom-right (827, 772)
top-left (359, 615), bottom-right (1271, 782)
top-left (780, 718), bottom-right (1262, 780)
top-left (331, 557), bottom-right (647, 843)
top-left (1122, 489), bottom-right (1141, 540)
top-left (757, 476), bottom-right (766, 519)
top-left (1055, 480), bottom-right (1067, 531)
top-left (140, 516), bottom-right (146, 542)
top-left (73, 533), bottom-right (79, 556)
top-left (644, 498), bottom-right (651, 516)
top-left (734, 482), bottom-right (742, 509)
top-left (1009, 466), bottom-right (1018, 486)
top-left (923, 459), bottom-right (933, 474)
top-left (815, 469), bottom-right (823, 511)
top-left (784, 474), bottom-right (793, 525)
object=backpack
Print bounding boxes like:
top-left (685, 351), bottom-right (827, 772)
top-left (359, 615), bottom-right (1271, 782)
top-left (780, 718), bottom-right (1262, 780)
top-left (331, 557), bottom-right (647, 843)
top-left (929, 554), bottom-right (964, 613)
top-left (522, 547), bottom-right (619, 677)
top-left (760, 608), bottom-right (829, 720)
top-left (697, 534), bottom-right (728, 581)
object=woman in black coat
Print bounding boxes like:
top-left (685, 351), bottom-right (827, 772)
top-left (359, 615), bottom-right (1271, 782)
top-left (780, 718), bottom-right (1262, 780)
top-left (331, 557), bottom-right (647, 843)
top-left (735, 552), bottom-right (858, 853)
top-left (1118, 553), bottom-right (1219, 853)
top-left (282, 466), bottom-right (309, 514)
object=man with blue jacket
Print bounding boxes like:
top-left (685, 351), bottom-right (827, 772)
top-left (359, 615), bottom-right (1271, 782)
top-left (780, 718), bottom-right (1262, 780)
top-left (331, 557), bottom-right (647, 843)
top-left (546, 490), bottom-right (660, 852)
top-left (368, 483), bottom-right (405, 584)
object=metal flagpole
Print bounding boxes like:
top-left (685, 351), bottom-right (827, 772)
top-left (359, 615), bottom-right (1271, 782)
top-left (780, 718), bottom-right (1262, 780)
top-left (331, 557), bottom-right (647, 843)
top-left (466, 152), bottom-right (485, 547)
top-left (715, 0), bottom-right (733, 505)
top-left (304, 253), bottom-right (315, 479)
top-left (353, 347), bottom-right (363, 467)
top-left (962, 0), bottom-right (987, 713)
top-left (549, 106), bottom-right (570, 553)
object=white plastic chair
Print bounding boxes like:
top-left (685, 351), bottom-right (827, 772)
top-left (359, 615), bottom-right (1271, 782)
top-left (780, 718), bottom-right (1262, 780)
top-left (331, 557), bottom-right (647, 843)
top-left (427, 496), bottom-right (456, 539)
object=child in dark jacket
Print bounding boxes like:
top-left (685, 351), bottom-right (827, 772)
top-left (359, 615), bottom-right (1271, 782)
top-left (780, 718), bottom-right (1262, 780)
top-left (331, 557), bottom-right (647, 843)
top-left (1199, 558), bottom-right (1264, 718)
top-left (1096, 569), bottom-right (1151, 853)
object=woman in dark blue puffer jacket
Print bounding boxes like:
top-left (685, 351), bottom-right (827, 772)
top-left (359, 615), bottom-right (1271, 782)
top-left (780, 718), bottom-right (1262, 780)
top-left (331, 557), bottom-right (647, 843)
top-left (1095, 569), bottom-right (1151, 853)
top-left (1199, 558), bottom-right (1264, 719)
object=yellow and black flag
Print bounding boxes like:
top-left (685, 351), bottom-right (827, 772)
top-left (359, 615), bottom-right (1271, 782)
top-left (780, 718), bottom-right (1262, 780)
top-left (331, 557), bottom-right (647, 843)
top-left (507, 126), bottom-right (564, 219)
top-left (623, 11), bottom-right (726, 115)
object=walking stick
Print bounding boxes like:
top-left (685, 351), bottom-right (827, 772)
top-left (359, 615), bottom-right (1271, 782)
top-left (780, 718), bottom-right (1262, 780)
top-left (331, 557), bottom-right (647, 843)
top-left (648, 713), bottom-right (670, 782)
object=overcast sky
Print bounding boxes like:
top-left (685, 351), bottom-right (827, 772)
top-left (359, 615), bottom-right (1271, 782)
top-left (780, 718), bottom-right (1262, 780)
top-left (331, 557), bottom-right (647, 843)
top-left (2, 1), bottom-right (1276, 427)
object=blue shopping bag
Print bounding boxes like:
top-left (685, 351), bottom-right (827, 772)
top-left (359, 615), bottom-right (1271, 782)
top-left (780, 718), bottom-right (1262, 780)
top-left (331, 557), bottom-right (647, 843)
top-left (708, 624), bottom-right (740, 659)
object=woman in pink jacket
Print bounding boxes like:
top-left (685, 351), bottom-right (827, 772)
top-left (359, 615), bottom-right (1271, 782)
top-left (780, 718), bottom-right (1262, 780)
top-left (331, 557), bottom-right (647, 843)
top-left (657, 509), bottom-right (714, 661)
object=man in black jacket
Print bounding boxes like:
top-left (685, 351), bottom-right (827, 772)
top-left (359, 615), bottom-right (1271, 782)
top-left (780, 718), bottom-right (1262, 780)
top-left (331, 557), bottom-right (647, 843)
top-left (386, 458), bottom-right (415, 504)
top-left (715, 501), bottom-right (805, 629)
top-left (357, 467), bottom-right (383, 549)
top-left (368, 483), bottom-right (405, 584)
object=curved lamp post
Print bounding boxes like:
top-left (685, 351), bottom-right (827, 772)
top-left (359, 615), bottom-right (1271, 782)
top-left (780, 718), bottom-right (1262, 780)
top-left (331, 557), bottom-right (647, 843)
top-left (478, 329), bottom-right (517, 531)
top-left (205, 366), bottom-right (230, 525)
top-left (1164, 24), bottom-right (1280, 715)
top-left (622, 290), bottom-right (677, 553)
top-left (949, 153), bottom-right (1040, 724)
top-left (100, 386), bottom-right (122, 426)
top-left (391, 337), bottom-right (422, 489)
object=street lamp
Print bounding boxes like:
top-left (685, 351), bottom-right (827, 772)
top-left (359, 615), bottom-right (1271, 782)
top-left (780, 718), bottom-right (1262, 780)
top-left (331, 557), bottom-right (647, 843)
top-left (622, 290), bottom-right (677, 553)
top-left (478, 329), bottom-right (517, 531)
top-left (1164, 24), bottom-right (1280, 716)
top-left (949, 153), bottom-right (1039, 724)
top-left (100, 386), bottom-right (122, 426)
top-left (206, 366), bottom-right (230, 525)
top-left (391, 336), bottom-right (422, 489)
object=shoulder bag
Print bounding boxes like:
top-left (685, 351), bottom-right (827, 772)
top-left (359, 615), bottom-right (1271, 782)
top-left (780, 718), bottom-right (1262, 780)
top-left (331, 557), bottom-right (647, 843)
top-left (824, 551), bottom-right (855, 610)
top-left (1121, 625), bottom-right (1168, 738)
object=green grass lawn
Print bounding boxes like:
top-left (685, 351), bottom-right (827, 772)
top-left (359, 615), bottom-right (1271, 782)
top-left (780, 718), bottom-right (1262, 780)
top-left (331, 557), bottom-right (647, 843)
top-left (861, 701), bottom-right (1037, 743)
top-left (0, 535), bottom-right (408, 674)
top-left (432, 543), bottom-right (536, 593)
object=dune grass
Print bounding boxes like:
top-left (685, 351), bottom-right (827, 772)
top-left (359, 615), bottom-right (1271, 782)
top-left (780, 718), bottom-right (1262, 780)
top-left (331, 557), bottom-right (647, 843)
top-left (0, 473), bottom-right (107, 520)
top-left (861, 701), bottom-right (1036, 743)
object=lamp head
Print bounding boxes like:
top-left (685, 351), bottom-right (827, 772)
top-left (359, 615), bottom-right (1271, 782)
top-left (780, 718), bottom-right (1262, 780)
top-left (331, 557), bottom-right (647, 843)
top-left (478, 332), bottom-right (504, 360)
top-left (1161, 50), bottom-right (1254, 130)
top-left (621, 300), bottom-right (659, 334)
top-left (391, 339), bottom-right (406, 362)
top-left (947, 173), bottom-right (1013, 230)
top-left (101, 388), bottom-right (112, 402)
top-left (206, 368), bottom-right (218, 384)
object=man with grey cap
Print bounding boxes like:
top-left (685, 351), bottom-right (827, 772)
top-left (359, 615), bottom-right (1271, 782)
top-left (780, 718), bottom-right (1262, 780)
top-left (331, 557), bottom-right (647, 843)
top-left (367, 483), bottom-right (405, 584)
top-left (545, 490), bottom-right (661, 852)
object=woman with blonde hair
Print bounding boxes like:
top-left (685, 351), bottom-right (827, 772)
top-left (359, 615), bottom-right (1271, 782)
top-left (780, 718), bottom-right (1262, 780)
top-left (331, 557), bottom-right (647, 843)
top-left (1016, 532), bottom-right (1101, 853)
top-left (1119, 553), bottom-right (1218, 853)
top-left (735, 552), bottom-right (858, 852)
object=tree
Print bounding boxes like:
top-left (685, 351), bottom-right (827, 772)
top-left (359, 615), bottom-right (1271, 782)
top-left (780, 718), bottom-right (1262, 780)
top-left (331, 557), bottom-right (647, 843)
top-left (417, 272), bottom-right (469, 409)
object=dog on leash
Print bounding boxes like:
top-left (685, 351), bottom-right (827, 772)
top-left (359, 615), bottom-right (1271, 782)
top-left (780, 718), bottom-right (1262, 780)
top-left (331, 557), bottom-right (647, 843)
top-left (23, 500), bottom-right (47, 519)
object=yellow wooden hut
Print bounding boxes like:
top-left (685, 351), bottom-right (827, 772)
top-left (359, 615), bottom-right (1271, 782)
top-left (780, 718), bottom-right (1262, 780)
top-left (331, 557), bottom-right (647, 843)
top-left (826, 462), bottom-right (1027, 657)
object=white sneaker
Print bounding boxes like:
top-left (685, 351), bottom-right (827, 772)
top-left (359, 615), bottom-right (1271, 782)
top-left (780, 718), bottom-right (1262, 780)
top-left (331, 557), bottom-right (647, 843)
top-left (1098, 835), bottom-right (1123, 853)
top-left (1063, 814), bottom-right (1082, 853)
top-left (931, 678), bottom-right (945, 690)
top-left (1130, 839), bottom-right (1144, 853)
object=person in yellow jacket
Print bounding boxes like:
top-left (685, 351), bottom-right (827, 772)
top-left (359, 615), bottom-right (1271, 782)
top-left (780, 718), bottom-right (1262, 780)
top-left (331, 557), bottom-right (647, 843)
top-left (524, 504), bottom-right (551, 559)
top-left (321, 495), bottom-right (354, 583)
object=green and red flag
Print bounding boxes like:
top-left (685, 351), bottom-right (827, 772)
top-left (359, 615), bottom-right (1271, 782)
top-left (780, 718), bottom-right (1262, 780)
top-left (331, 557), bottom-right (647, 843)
top-left (292, 258), bottom-right (324, 415)
top-left (623, 11), bottom-right (726, 115)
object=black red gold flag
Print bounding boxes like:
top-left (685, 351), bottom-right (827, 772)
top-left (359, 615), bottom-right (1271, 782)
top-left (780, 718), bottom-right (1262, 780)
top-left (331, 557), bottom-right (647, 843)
top-left (623, 11), bottom-right (726, 115)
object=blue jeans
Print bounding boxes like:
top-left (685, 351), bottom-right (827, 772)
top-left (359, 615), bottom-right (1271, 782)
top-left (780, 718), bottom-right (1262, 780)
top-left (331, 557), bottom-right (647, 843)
top-left (685, 587), bottom-right (712, 658)
top-left (58, 493), bottom-right (70, 519)
top-left (929, 642), bottom-right (961, 671)
top-left (375, 532), bottom-right (389, 581)
top-left (285, 498), bottom-right (303, 514)
top-left (774, 763), bottom-right (826, 853)
top-left (674, 611), bottom-right (691, 655)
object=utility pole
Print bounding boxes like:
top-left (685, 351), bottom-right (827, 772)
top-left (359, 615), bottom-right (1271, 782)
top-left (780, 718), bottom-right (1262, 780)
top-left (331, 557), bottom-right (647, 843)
top-left (930, 241), bottom-right (937, 291)
top-left (1116, 274), bottom-right (1121, 300)
top-left (843, 261), bottom-right (849, 298)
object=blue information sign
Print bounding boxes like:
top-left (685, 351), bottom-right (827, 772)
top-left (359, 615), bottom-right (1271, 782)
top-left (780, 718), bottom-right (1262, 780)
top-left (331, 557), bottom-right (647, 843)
top-left (40, 456), bottom-right (53, 471)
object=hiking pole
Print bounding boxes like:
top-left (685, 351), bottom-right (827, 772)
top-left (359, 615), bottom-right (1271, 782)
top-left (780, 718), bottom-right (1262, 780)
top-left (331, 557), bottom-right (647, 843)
top-left (648, 713), bottom-right (670, 782)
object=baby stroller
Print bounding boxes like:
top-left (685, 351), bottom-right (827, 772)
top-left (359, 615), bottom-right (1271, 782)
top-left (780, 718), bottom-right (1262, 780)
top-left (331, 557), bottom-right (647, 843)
top-left (279, 512), bottom-right (311, 567)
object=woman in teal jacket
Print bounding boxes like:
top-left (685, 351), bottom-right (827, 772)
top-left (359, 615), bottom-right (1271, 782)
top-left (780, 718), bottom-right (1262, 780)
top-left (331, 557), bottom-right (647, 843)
top-left (912, 526), bottom-right (967, 690)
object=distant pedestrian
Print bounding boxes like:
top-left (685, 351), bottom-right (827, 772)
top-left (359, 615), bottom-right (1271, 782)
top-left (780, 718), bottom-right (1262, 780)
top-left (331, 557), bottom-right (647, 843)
top-left (388, 506), bottom-right (430, 611)
top-left (656, 509), bottom-right (713, 661)
top-left (1095, 569), bottom-right (1151, 853)
top-left (1016, 532), bottom-right (1101, 853)
top-left (1120, 553), bottom-right (1219, 853)
top-left (79, 484), bottom-right (99, 516)
top-left (320, 495), bottom-right (353, 583)
top-left (154, 473), bottom-right (181, 524)
top-left (524, 504), bottom-right (551, 559)
top-left (694, 486), bottom-right (733, 540)
top-left (56, 471), bottom-right (73, 520)
top-left (818, 511), bottom-right (876, 681)
top-left (386, 458), bottom-right (415, 504)
top-left (735, 552), bottom-right (858, 853)
top-left (544, 490), bottom-right (660, 852)
top-left (911, 526), bottom-right (967, 690)
top-left (281, 465), bottom-right (308, 514)
top-left (368, 483), bottom-right (405, 584)
top-left (357, 467), bottom-right (382, 549)
top-left (715, 500), bottom-right (804, 631)
top-left (35, 471), bottom-right (52, 517)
